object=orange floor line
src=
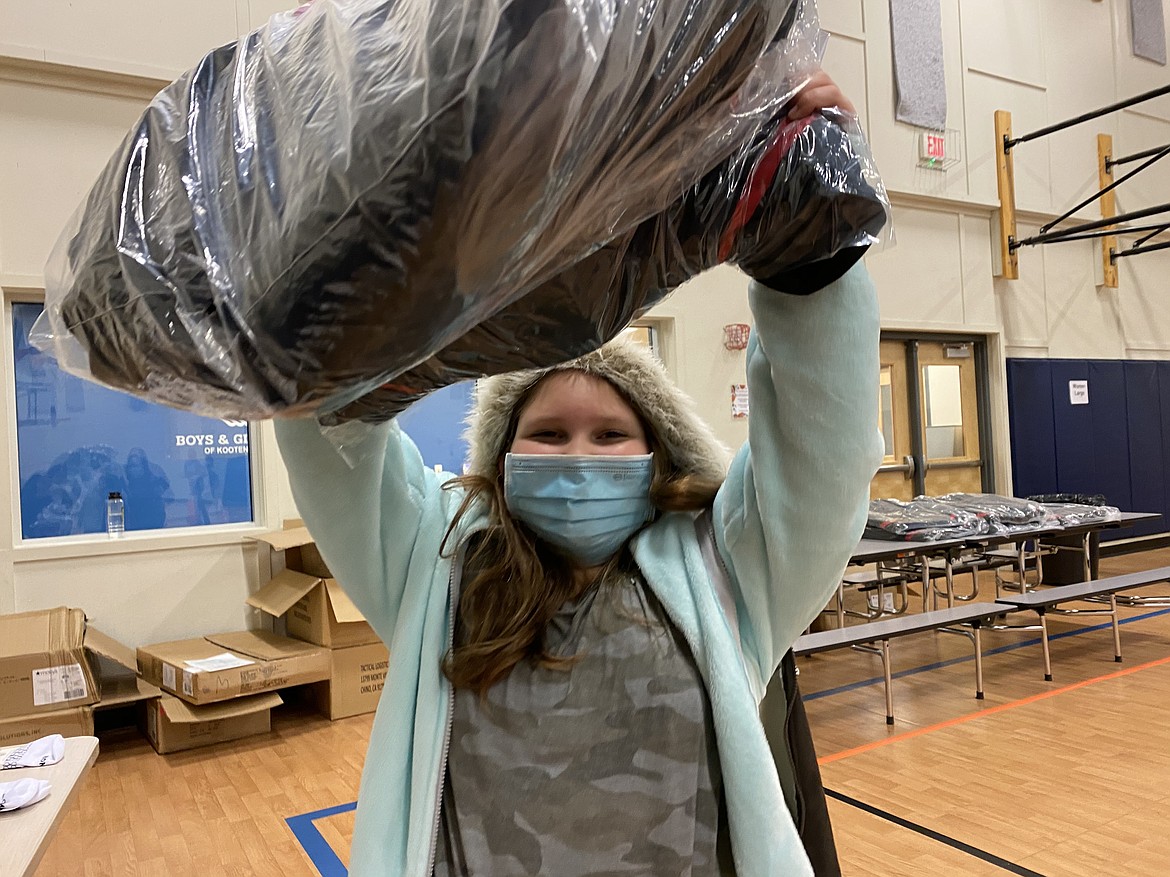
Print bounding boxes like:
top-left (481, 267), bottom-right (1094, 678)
top-left (818, 653), bottom-right (1170, 766)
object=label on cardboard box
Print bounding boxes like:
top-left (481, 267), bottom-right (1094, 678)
top-left (32, 664), bottom-right (88, 706)
top-left (163, 664), bottom-right (176, 690)
top-left (185, 653), bottom-right (254, 672)
top-left (182, 671), bottom-right (194, 697)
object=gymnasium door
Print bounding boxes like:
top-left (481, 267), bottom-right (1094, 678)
top-left (871, 336), bottom-right (990, 501)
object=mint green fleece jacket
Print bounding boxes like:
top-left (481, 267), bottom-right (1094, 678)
top-left (274, 264), bottom-right (882, 876)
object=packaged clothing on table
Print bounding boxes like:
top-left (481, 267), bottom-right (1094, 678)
top-left (932, 493), bottom-right (1053, 534)
top-left (864, 497), bottom-right (988, 542)
top-left (32, 0), bottom-right (887, 424)
top-left (1036, 502), bottom-right (1121, 527)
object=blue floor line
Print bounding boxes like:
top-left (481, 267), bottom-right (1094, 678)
top-left (803, 605), bottom-right (1170, 701)
top-left (287, 801), bottom-right (357, 877)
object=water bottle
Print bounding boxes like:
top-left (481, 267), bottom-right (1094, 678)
top-left (106, 492), bottom-right (125, 539)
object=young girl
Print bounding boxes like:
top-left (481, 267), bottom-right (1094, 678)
top-left (276, 76), bottom-right (882, 877)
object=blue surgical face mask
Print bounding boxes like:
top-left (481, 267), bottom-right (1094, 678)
top-left (503, 453), bottom-right (655, 566)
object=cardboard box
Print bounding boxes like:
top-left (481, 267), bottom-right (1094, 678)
top-left (249, 528), bottom-right (377, 648)
top-left (137, 630), bottom-right (330, 705)
top-left (253, 526), bottom-right (332, 578)
top-left (86, 627), bottom-right (162, 708)
top-left (310, 641), bottom-right (390, 720)
top-left (0, 707), bottom-right (94, 746)
top-left (0, 630), bottom-right (163, 746)
top-left (0, 607), bottom-right (99, 719)
top-left (144, 692), bottom-right (282, 754)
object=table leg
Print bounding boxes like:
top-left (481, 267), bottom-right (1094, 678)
top-left (1110, 593), bottom-right (1122, 662)
top-left (882, 638), bottom-right (894, 725)
top-left (1040, 610), bottom-right (1053, 681)
top-left (974, 625), bottom-right (985, 700)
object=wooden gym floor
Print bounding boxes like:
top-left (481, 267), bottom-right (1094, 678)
top-left (32, 545), bottom-right (1170, 876)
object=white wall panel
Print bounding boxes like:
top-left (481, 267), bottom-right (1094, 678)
top-left (959, 213), bottom-right (999, 329)
top-left (0, 1), bottom-right (239, 79)
top-left (821, 0), bottom-right (866, 40)
top-left (866, 206), bottom-right (966, 328)
top-left (959, 0), bottom-right (1046, 86)
top-left (0, 82), bottom-right (148, 279)
top-left (1041, 238), bottom-right (1125, 359)
top-left (995, 222), bottom-right (1049, 349)
top-left (964, 73), bottom-right (1051, 210)
top-left (1119, 247), bottom-right (1170, 353)
top-left (1112, 0), bottom-right (1170, 122)
top-left (1042, 0), bottom-right (1121, 213)
top-left (15, 543), bottom-right (260, 648)
top-left (647, 265), bottom-right (750, 454)
top-left (1114, 111), bottom-right (1170, 213)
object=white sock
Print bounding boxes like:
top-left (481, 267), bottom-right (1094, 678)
top-left (0, 734), bottom-right (66, 770)
top-left (0, 778), bottom-right (52, 812)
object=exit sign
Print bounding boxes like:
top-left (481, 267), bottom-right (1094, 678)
top-left (918, 131), bottom-right (948, 168)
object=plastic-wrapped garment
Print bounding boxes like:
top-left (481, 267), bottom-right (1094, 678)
top-left (326, 108), bottom-right (889, 423)
top-left (1037, 502), bottom-right (1121, 527)
top-left (32, 0), bottom-right (835, 421)
top-left (1027, 492), bottom-right (1107, 506)
top-left (932, 493), bottom-right (1053, 534)
top-left (864, 497), bottom-right (989, 542)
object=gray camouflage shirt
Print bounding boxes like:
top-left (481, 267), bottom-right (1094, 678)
top-left (434, 572), bottom-right (735, 876)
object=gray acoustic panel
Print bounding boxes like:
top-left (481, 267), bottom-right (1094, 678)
top-left (1131, 0), bottom-right (1167, 65)
top-left (889, 0), bottom-right (947, 130)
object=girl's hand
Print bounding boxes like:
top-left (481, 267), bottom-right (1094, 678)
top-left (787, 70), bottom-right (856, 120)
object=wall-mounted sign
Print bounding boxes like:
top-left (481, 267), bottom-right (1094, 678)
top-left (731, 384), bottom-right (749, 419)
top-left (1069, 380), bottom-right (1090, 406)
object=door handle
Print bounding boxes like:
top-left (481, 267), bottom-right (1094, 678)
top-left (878, 455), bottom-right (918, 479)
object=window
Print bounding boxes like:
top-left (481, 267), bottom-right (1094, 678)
top-left (12, 302), bottom-right (254, 539)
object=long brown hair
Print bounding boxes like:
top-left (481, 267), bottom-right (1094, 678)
top-left (439, 373), bottom-right (722, 696)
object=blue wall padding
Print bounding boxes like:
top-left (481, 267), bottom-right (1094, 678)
top-left (1087, 360), bottom-right (1133, 513)
top-left (1125, 362), bottom-right (1166, 538)
top-left (1007, 358), bottom-right (1168, 541)
top-left (1005, 359), bottom-right (1057, 496)
top-left (1049, 360), bottom-right (1099, 496)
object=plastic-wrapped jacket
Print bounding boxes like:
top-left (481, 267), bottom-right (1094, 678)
top-left (34, 0), bottom-right (825, 420)
top-left (329, 109), bottom-right (889, 423)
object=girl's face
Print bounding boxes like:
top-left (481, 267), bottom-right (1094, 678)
top-left (510, 371), bottom-right (649, 457)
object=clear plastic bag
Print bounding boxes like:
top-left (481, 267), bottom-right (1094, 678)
top-left (33, 0), bottom-right (888, 422)
top-left (865, 497), bottom-right (988, 542)
top-left (1037, 502), bottom-right (1121, 527)
top-left (325, 105), bottom-right (889, 424)
top-left (933, 493), bottom-right (1053, 534)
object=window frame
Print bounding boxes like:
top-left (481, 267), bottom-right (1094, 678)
top-left (3, 287), bottom-right (276, 558)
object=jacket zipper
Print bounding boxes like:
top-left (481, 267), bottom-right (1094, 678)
top-left (426, 543), bottom-right (465, 876)
top-left (783, 657), bottom-right (806, 832)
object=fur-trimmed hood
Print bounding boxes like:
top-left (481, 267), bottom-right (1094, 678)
top-left (465, 337), bottom-right (730, 482)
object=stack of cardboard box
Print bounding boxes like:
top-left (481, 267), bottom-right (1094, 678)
top-left (0, 607), bottom-right (160, 746)
top-left (136, 626), bottom-right (331, 751)
top-left (247, 528), bottom-right (389, 720)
